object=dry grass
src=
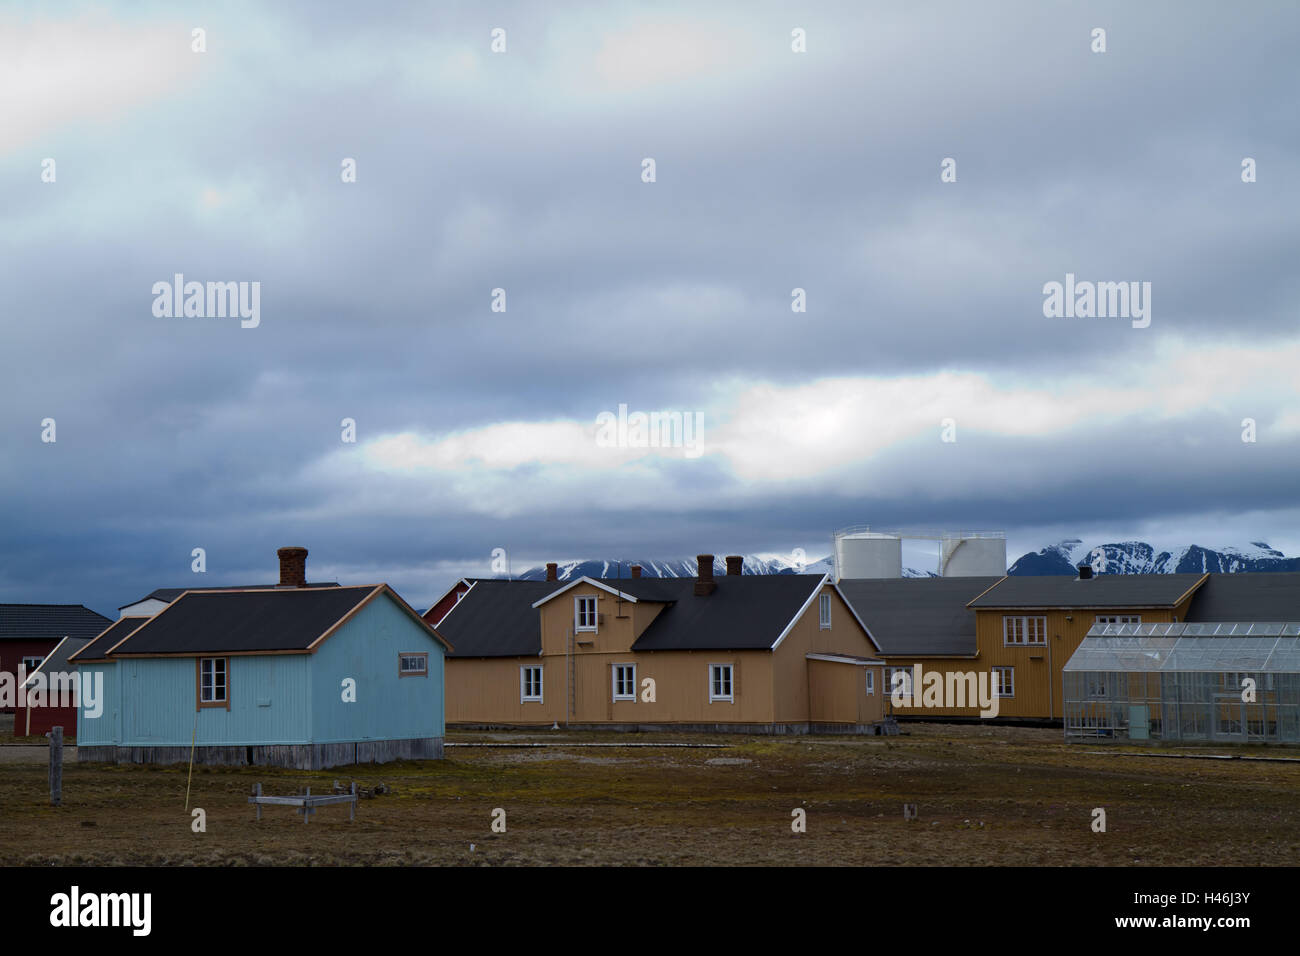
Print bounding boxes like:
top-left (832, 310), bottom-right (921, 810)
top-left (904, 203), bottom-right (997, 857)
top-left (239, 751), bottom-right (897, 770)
top-left (3, 723), bottom-right (1299, 866)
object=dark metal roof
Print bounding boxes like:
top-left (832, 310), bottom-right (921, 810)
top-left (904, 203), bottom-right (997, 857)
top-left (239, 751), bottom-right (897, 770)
top-left (22, 635), bottom-right (94, 687)
top-left (105, 586), bottom-right (384, 655)
top-left (629, 575), bottom-right (827, 651)
top-left (67, 617), bottom-right (151, 663)
top-left (836, 577), bottom-right (1001, 656)
top-left (438, 580), bottom-right (557, 657)
top-left (1185, 572), bottom-right (1300, 622)
top-left (118, 582), bottom-right (340, 610)
top-left (0, 604), bottom-right (112, 642)
top-left (967, 573), bottom-right (1206, 609)
top-left (439, 574), bottom-right (831, 656)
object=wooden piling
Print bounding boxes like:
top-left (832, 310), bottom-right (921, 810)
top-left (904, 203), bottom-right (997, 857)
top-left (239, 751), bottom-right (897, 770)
top-left (48, 726), bottom-right (63, 807)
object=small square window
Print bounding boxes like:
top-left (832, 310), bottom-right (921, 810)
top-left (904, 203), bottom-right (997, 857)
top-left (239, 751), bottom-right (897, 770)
top-left (993, 666), bottom-right (1015, 698)
top-left (399, 653), bottom-right (428, 676)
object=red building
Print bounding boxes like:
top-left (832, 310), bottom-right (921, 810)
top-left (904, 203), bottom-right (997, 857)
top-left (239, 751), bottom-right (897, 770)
top-left (1, 604), bottom-right (111, 717)
top-left (423, 578), bottom-right (473, 628)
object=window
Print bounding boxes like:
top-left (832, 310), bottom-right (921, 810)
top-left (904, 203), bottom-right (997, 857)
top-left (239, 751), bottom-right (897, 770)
top-left (1095, 615), bottom-right (1141, 625)
top-left (21, 656), bottom-right (43, 672)
top-left (198, 657), bottom-right (228, 707)
top-left (520, 666), bottom-right (543, 702)
top-left (885, 667), bottom-right (912, 697)
top-left (819, 593), bottom-right (832, 629)
top-left (575, 595), bottom-right (597, 632)
top-left (1003, 616), bottom-right (1046, 646)
top-left (1087, 676), bottom-right (1108, 697)
top-left (865, 670), bottom-right (875, 695)
top-left (399, 653), bottom-right (428, 677)
top-left (612, 664), bottom-right (636, 701)
top-left (993, 666), bottom-right (1015, 698)
top-left (709, 664), bottom-right (733, 702)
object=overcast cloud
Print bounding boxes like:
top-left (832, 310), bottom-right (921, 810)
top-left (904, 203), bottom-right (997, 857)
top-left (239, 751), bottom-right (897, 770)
top-left (2, 1), bottom-right (1298, 613)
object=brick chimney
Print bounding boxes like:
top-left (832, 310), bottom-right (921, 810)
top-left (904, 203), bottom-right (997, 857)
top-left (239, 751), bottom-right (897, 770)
top-left (546, 562), bottom-right (558, 582)
top-left (277, 547), bottom-right (308, 588)
top-left (630, 565), bottom-right (642, 579)
top-left (725, 555), bottom-right (743, 576)
top-left (694, 554), bottom-right (717, 596)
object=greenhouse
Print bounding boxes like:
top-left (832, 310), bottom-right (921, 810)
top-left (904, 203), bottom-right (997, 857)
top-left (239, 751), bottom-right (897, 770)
top-left (1063, 621), bottom-right (1300, 743)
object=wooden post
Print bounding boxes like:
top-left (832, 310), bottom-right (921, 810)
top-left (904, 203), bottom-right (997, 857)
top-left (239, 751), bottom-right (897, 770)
top-left (350, 781), bottom-right (356, 822)
top-left (254, 783), bottom-right (262, 822)
top-left (48, 726), bottom-right (63, 807)
top-left (303, 786), bottom-right (310, 824)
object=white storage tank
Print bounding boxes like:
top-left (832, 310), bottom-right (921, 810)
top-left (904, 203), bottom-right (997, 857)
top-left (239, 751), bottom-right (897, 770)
top-left (834, 529), bottom-right (903, 580)
top-left (940, 533), bottom-right (1007, 577)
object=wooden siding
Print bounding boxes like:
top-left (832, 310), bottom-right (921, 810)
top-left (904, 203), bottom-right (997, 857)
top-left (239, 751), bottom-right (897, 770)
top-left (311, 591), bottom-right (445, 743)
top-left (773, 584), bottom-right (883, 724)
top-left (448, 649), bottom-right (775, 725)
top-left (448, 580), bottom-right (884, 729)
top-left (883, 594), bottom-right (1196, 719)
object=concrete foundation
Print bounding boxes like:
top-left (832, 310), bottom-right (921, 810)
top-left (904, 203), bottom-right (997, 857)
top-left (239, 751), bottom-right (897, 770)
top-left (76, 737), bottom-right (443, 769)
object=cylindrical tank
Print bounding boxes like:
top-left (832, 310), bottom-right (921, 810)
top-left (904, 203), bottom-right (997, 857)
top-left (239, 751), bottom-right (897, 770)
top-left (941, 535), bottom-right (1007, 577)
top-left (834, 531), bottom-right (903, 580)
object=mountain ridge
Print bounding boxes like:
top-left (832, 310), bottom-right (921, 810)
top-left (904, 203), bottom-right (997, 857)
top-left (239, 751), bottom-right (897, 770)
top-left (509, 541), bottom-right (1300, 580)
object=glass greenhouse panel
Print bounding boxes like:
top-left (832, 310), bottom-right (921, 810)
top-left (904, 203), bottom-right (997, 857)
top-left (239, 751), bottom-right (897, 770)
top-left (1064, 623), bottom-right (1300, 743)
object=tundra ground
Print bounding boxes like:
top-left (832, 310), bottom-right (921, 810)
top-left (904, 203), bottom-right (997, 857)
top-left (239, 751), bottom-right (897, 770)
top-left (2, 723), bottom-right (1297, 866)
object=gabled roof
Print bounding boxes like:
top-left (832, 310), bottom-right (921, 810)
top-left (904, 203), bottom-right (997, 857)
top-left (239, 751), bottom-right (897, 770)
top-left (67, 617), bottom-right (151, 663)
top-left (87, 585), bottom-right (449, 658)
top-left (423, 578), bottom-right (473, 624)
top-left (438, 580), bottom-right (558, 657)
top-left (21, 635), bottom-right (94, 688)
top-left (0, 604), bottom-right (112, 642)
top-left (1185, 572), bottom-right (1300, 622)
top-left (439, 574), bottom-right (841, 656)
top-left (630, 574), bottom-right (830, 652)
top-left (118, 582), bottom-right (340, 611)
top-left (530, 576), bottom-right (648, 607)
top-left (967, 573), bottom-right (1207, 609)
top-left (836, 577), bottom-right (1001, 656)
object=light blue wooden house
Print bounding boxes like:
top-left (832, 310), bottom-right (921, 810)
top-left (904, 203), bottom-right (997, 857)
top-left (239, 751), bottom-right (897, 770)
top-left (71, 550), bottom-right (451, 769)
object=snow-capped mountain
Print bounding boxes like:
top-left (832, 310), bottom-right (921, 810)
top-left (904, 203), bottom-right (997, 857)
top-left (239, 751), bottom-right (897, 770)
top-left (1008, 540), bottom-right (1300, 575)
top-left (514, 553), bottom-right (934, 580)
top-left (516, 554), bottom-right (833, 581)
top-left (504, 540), bottom-right (1298, 582)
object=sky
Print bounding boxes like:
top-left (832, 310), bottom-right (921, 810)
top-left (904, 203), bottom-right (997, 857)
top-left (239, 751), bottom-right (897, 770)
top-left (2, 0), bottom-right (1298, 616)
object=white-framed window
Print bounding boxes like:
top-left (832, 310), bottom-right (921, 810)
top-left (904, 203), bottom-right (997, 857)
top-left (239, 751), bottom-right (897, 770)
top-left (199, 657), bottom-right (227, 704)
top-left (575, 595), bottom-right (597, 632)
top-left (865, 670), bottom-right (875, 695)
top-left (819, 593), bottom-right (832, 629)
top-left (612, 663), bottom-right (636, 701)
top-left (1003, 616), bottom-right (1046, 646)
top-left (1087, 676), bottom-right (1108, 697)
top-left (885, 667), bottom-right (913, 697)
top-left (1095, 615), bottom-right (1141, 625)
top-left (520, 665), bottom-right (543, 702)
top-left (399, 653), bottom-right (428, 677)
top-left (709, 664), bottom-right (734, 702)
top-left (993, 666), bottom-right (1015, 698)
top-left (21, 656), bottom-right (43, 672)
